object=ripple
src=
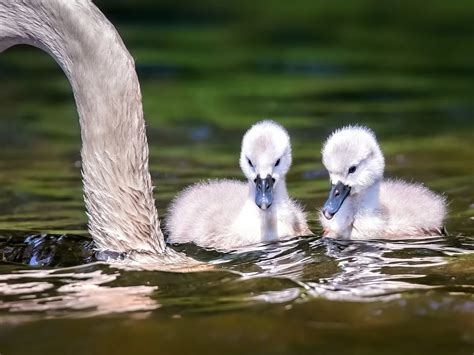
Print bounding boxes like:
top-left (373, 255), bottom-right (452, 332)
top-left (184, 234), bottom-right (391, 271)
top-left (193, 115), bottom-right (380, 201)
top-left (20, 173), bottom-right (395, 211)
top-left (0, 264), bottom-right (159, 321)
top-left (0, 234), bottom-right (473, 323)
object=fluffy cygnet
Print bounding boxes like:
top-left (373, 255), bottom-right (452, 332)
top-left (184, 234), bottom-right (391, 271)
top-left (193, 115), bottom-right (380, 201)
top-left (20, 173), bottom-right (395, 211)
top-left (166, 120), bottom-right (311, 250)
top-left (319, 126), bottom-right (447, 239)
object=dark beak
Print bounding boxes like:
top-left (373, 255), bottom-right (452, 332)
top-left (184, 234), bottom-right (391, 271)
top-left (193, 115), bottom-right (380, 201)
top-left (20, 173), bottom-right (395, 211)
top-left (255, 174), bottom-right (274, 210)
top-left (322, 181), bottom-right (351, 220)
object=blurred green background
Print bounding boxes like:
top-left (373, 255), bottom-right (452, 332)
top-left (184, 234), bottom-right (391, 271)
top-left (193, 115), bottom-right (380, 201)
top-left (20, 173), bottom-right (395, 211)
top-left (0, 0), bottom-right (472, 234)
top-left (0, 2), bottom-right (473, 354)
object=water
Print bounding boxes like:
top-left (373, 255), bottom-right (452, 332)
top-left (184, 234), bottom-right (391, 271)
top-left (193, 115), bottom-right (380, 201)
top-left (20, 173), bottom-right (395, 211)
top-left (0, 1), bottom-right (473, 354)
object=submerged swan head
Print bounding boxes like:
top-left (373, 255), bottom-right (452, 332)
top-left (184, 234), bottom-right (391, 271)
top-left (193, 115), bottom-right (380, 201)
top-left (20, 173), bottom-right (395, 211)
top-left (321, 126), bottom-right (384, 219)
top-left (239, 120), bottom-right (292, 210)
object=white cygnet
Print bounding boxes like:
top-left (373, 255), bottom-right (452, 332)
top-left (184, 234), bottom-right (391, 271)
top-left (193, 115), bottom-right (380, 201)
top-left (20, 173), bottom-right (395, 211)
top-left (166, 120), bottom-right (311, 249)
top-left (319, 125), bottom-right (447, 239)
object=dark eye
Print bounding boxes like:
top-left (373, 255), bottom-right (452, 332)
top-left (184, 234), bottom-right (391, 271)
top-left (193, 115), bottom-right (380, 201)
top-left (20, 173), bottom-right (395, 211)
top-left (247, 158), bottom-right (254, 168)
top-left (348, 166), bottom-right (357, 174)
top-left (275, 158), bottom-right (281, 167)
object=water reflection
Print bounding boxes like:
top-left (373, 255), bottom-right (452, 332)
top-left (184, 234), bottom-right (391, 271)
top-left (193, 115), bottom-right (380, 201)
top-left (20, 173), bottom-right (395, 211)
top-left (0, 233), bottom-right (473, 323)
top-left (0, 0), bottom-right (473, 351)
top-left (223, 236), bottom-right (474, 302)
top-left (176, 235), bottom-right (474, 304)
top-left (0, 264), bottom-right (158, 322)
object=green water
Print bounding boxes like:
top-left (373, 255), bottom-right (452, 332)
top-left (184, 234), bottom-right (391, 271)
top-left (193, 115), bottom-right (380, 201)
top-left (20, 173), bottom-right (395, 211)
top-left (0, 1), bottom-right (473, 354)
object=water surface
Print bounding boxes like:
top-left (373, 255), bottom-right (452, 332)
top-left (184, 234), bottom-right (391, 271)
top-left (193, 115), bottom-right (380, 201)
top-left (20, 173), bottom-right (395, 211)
top-left (0, 1), bottom-right (473, 354)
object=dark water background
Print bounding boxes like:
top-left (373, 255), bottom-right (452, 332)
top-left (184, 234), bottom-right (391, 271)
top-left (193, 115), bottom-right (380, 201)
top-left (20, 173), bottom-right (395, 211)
top-left (0, 1), bottom-right (473, 354)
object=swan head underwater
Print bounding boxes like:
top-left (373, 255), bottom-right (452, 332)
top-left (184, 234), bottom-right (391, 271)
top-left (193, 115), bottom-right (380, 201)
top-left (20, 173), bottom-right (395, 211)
top-left (319, 125), bottom-right (446, 239)
top-left (321, 126), bottom-right (384, 219)
top-left (239, 120), bottom-right (292, 210)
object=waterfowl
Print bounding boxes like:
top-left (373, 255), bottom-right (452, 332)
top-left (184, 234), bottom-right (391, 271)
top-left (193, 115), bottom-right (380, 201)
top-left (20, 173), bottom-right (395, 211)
top-left (166, 120), bottom-right (311, 249)
top-left (319, 126), bottom-right (447, 239)
top-left (0, 0), bottom-right (199, 267)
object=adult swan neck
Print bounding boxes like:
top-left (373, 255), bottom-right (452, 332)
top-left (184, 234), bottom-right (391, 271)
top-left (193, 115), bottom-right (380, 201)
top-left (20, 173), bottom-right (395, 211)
top-left (0, 0), bottom-right (165, 255)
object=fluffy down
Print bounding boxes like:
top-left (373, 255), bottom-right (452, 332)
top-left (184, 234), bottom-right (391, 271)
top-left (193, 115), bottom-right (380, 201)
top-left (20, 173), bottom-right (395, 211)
top-left (319, 125), bottom-right (447, 239)
top-left (166, 120), bottom-right (311, 250)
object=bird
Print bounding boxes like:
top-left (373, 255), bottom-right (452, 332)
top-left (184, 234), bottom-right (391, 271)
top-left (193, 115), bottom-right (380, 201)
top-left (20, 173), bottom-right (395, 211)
top-left (319, 125), bottom-right (447, 239)
top-left (0, 0), bottom-right (201, 268)
top-left (165, 120), bottom-right (312, 250)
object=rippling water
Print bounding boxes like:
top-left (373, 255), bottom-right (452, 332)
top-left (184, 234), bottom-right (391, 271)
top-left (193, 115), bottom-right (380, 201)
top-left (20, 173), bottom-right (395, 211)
top-left (0, 1), bottom-right (473, 354)
top-left (1, 234), bottom-right (473, 353)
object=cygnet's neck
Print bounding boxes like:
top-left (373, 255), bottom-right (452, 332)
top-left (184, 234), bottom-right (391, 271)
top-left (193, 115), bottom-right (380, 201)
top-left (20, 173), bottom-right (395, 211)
top-left (354, 180), bottom-right (381, 213)
top-left (248, 178), bottom-right (289, 242)
top-left (272, 179), bottom-right (290, 204)
top-left (328, 180), bottom-right (382, 238)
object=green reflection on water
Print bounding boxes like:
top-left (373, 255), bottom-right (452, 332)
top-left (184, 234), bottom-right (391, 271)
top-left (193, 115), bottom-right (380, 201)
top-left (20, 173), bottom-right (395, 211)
top-left (0, 0), bottom-right (473, 354)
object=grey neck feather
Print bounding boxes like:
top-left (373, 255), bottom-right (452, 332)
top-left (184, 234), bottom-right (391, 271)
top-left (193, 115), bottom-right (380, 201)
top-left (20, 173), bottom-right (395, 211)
top-left (0, 0), bottom-right (166, 254)
top-left (249, 179), bottom-right (289, 242)
top-left (274, 179), bottom-right (289, 202)
top-left (355, 180), bottom-right (381, 212)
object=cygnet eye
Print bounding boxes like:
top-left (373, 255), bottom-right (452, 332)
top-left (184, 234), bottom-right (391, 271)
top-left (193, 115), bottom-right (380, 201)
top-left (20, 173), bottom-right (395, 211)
top-left (348, 166), bottom-right (357, 174)
top-left (274, 158), bottom-right (281, 167)
top-left (247, 158), bottom-right (254, 168)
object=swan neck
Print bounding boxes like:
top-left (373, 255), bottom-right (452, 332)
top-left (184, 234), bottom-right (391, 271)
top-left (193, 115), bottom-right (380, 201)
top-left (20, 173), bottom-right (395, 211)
top-left (274, 178), bottom-right (289, 202)
top-left (0, 0), bottom-right (166, 253)
top-left (246, 178), bottom-right (288, 242)
top-left (356, 180), bottom-right (381, 211)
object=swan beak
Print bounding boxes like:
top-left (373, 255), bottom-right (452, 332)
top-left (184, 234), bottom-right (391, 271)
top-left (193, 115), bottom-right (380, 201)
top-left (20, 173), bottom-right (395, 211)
top-left (255, 174), bottom-right (274, 210)
top-left (322, 181), bottom-right (351, 220)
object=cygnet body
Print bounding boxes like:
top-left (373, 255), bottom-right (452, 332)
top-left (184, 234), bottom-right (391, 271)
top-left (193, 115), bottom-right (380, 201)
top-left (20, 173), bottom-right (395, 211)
top-left (166, 120), bottom-right (311, 249)
top-left (319, 126), bottom-right (446, 239)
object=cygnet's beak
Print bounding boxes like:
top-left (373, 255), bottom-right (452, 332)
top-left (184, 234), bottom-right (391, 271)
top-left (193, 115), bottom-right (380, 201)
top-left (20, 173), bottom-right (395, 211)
top-left (322, 181), bottom-right (351, 220)
top-left (255, 174), bottom-right (274, 210)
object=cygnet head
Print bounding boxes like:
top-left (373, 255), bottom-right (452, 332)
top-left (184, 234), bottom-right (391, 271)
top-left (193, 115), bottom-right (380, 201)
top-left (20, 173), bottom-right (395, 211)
top-left (239, 120), bottom-right (292, 210)
top-left (321, 125), bottom-right (384, 219)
